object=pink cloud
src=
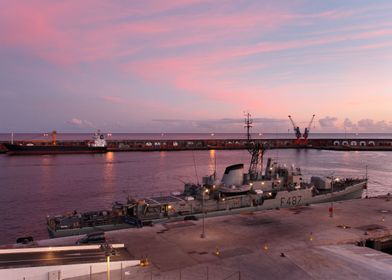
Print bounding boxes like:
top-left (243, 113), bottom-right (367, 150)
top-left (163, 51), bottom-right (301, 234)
top-left (2, 1), bottom-right (391, 68)
top-left (315, 10), bottom-right (355, 20)
top-left (102, 96), bottom-right (125, 104)
top-left (0, 1), bottom-right (167, 65)
top-left (126, 24), bottom-right (392, 80)
top-left (1, 3), bottom-right (63, 48)
top-left (2, 1), bottom-right (392, 123)
top-left (339, 41), bottom-right (392, 52)
top-left (0, 0), bottom-right (298, 66)
top-left (139, 0), bottom-right (212, 14)
top-left (123, 23), bottom-right (392, 115)
top-left (125, 55), bottom-right (279, 116)
top-left (66, 118), bottom-right (94, 128)
top-left (102, 95), bottom-right (194, 118)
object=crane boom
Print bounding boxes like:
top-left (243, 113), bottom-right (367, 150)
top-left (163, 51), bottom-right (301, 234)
top-left (288, 115), bottom-right (302, 139)
top-left (307, 114), bottom-right (316, 130)
top-left (288, 115), bottom-right (297, 128)
top-left (303, 114), bottom-right (316, 140)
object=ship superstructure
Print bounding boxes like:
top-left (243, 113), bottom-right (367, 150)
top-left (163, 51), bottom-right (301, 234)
top-left (89, 130), bottom-right (107, 147)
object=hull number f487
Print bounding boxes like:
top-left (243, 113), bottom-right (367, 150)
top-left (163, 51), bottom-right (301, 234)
top-left (280, 196), bottom-right (302, 206)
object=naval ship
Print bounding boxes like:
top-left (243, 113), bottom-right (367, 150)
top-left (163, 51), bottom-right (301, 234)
top-left (4, 131), bottom-right (107, 155)
top-left (46, 156), bottom-right (367, 238)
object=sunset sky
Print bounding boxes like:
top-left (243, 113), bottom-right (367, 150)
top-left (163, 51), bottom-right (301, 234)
top-left (1, 0), bottom-right (391, 133)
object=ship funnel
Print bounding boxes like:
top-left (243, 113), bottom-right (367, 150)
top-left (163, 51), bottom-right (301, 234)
top-left (221, 164), bottom-right (244, 186)
top-left (202, 175), bottom-right (215, 185)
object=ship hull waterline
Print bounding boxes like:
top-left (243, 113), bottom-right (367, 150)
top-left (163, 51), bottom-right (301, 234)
top-left (4, 143), bottom-right (107, 155)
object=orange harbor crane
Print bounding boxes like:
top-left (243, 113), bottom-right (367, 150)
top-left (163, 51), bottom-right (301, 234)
top-left (288, 115), bottom-right (316, 145)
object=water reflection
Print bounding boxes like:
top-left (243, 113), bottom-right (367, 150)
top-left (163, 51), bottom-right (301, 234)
top-left (209, 149), bottom-right (216, 175)
top-left (40, 156), bottom-right (52, 191)
top-left (342, 151), bottom-right (350, 161)
top-left (159, 151), bottom-right (167, 165)
top-left (103, 152), bottom-right (115, 189)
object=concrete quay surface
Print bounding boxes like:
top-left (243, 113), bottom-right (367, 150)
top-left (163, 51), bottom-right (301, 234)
top-left (68, 197), bottom-right (392, 279)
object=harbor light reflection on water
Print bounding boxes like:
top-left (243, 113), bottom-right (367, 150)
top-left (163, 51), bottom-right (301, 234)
top-left (40, 156), bottom-right (53, 192)
top-left (103, 152), bottom-right (115, 191)
top-left (0, 149), bottom-right (392, 244)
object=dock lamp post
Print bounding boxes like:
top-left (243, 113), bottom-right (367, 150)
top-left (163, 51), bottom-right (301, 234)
top-left (201, 187), bottom-right (209, 238)
top-left (106, 254), bottom-right (111, 280)
top-left (101, 243), bottom-right (116, 280)
top-left (330, 176), bottom-right (339, 218)
top-left (330, 176), bottom-right (334, 218)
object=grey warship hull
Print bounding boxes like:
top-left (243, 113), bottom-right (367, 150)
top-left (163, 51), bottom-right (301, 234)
top-left (47, 179), bottom-right (366, 238)
top-left (47, 223), bottom-right (133, 238)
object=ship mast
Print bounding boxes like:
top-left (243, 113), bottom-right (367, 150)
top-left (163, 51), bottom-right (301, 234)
top-left (244, 112), bottom-right (266, 180)
top-left (244, 112), bottom-right (253, 142)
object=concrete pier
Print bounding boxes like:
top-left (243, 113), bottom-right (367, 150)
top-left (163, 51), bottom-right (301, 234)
top-left (68, 196), bottom-right (392, 279)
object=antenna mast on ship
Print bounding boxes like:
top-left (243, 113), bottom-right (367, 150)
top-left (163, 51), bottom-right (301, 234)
top-left (244, 112), bottom-right (253, 142)
top-left (244, 112), bottom-right (266, 180)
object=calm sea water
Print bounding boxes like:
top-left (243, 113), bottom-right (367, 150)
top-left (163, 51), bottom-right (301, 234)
top-left (1, 148), bottom-right (392, 244)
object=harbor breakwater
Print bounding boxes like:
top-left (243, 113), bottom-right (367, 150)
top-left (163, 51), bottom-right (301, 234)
top-left (1, 138), bottom-right (392, 153)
